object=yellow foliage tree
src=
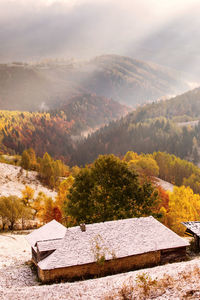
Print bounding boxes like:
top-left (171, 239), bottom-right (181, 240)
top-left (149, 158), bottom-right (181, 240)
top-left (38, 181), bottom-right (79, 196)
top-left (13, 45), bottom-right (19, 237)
top-left (32, 191), bottom-right (62, 224)
top-left (127, 154), bottom-right (159, 178)
top-left (55, 175), bottom-right (74, 214)
top-left (166, 186), bottom-right (200, 235)
top-left (123, 151), bottom-right (139, 162)
top-left (70, 165), bottom-right (80, 177)
top-left (21, 185), bottom-right (35, 207)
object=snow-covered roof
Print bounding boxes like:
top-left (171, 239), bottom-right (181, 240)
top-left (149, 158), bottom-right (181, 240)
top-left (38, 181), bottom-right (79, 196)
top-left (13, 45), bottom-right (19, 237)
top-left (26, 220), bottom-right (66, 250)
top-left (37, 239), bottom-right (63, 252)
top-left (182, 221), bottom-right (200, 236)
top-left (38, 216), bottom-right (189, 270)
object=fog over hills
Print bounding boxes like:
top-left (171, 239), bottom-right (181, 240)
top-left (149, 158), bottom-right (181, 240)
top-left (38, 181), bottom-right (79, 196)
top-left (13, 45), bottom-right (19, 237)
top-left (0, 0), bottom-right (199, 163)
top-left (0, 55), bottom-right (189, 110)
top-left (0, 0), bottom-right (200, 80)
top-left (0, 0), bottom-right (199, 112)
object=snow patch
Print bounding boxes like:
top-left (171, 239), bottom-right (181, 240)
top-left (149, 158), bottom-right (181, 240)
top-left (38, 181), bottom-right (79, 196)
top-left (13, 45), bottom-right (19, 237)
top-left (0, 162), bottom-right (57, 199)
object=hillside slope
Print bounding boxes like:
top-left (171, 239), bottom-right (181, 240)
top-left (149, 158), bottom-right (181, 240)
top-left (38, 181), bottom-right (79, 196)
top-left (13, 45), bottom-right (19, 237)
top-left (128, 86), bottom-right (200, 123)
top-left (0, 93), bottom-right (129, 161)
top-left (84, 55), bottom-right (188, 106)
top-left (0, 111), bottom-right (74, 161)
top-left (52, 93), bottom-right (130, 135)
top-left (73, 87), bottom-right (200, 165)
top-left (0, 162), bottom-right (56, 199)
top-left (0, 55), bottom-right (189, 110)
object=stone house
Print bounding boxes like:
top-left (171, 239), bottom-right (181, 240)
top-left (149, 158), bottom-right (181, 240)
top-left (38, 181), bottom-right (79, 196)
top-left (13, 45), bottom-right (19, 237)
top-left (26, 217), bottom-right (189, 282)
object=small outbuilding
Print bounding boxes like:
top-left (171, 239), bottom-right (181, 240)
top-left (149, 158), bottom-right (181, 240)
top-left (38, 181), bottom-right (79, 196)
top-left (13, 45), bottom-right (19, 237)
top-left (26, 219), bottom-right (66, 265)
top-left (182, 221), bottom-right (200, 250)
top-left (26, 217), bottom-right (189, 282)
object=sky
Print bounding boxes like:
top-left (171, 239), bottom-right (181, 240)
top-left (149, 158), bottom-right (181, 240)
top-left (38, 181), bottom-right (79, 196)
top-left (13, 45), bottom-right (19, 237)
top-left (0, 0), bottom-right (200, 75)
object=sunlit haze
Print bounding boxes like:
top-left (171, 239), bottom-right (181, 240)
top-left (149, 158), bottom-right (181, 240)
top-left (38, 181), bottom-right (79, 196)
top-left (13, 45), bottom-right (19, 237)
top-left (0, 0), bottom-right (200, 76)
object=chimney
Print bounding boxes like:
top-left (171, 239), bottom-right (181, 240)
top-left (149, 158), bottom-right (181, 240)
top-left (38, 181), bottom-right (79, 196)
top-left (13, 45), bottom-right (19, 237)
top-left (80, 223), bottom-right (86, 232)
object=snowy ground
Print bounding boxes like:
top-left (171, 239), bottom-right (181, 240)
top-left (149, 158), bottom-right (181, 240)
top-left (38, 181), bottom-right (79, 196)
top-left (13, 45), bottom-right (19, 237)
top-left (0, 162), bottom-right (174, 199)
top-left (0, 162), bottom-right (56, 199)
top-left (1, 233), bottom-right (200, 299)
top-left (154, 177), bottom-right (174, 192)
top-left (177, 120), bottom-right (199, 128)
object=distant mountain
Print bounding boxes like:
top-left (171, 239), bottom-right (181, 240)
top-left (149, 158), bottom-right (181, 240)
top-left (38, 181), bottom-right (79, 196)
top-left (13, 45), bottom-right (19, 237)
top-left (82, 55), bottom-right (189, 106)
top-left (72, 87), bottom-right (200, 165)
top-left (0, 55), bottom-right (189, 111)
top-left (0, 62), bottom-right (79, 111)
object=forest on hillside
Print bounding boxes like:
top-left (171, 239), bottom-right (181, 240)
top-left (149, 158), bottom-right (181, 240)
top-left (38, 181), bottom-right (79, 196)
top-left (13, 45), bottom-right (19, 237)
top-left (73, 117), bottom-right (200, 165)
top-left (72, 88), bottom-right (200, 165)
top-left (0, 111), bottom-right (74, 161)
top-left (1, 85), bottom-right (200, 167)
top-left (0, 94), bottom-right (129, 162)
top-left (126, 86), bottom-right (200, 123)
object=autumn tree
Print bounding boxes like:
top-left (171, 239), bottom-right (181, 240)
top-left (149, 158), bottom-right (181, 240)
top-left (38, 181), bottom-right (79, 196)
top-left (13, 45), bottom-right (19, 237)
top-left (0, 196), bottom-right (31, 230)
top-left (32, 192), bottom-right (48, 222)
top-left (32, 192), bottom-right (62, 224)
top-left (123, 151), bottom-right (139, 162)
top-left (20, 186), bottom-right (35, 229)
top-left (21, 185), bottom-right (35, 207)
top-left (21, 148), bottom-right (38, 171)
top-left (183, 174), bottom-right (200, 194)
top-left (65, 154), bottom-right (158, 224)
top-left (39, 152), bottom-right (69, 189)
top-left (42, 197), bottom-right (55, 223)
top-left (39, 152), bottom-right (54, 185)
top-left (55, 175), bottom-right (74, 216)
top-left (128, 155), bottom-right (159, 178)
top-left (70, 165), bottom-right (80, 177)
top-left (154, 187), bottom-right (170, 226)
top-left (166, 186), bottom-right (200, 235)
top-left (21, 150), bottom-right (31, 170)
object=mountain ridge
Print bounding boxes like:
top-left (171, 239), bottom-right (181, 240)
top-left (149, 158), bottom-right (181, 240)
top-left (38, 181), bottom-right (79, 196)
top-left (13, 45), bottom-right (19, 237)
top-left (0, 54), bottom-right (189, 111)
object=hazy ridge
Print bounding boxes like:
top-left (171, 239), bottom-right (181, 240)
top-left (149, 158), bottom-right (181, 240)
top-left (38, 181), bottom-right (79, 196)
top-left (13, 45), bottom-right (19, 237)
top-left (0, 55), bottom-right (189, 111)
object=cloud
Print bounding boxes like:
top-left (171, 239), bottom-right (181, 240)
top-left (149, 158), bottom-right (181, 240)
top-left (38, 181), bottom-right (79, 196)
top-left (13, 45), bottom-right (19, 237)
top-left (0, 0), bottom-right (200, 77)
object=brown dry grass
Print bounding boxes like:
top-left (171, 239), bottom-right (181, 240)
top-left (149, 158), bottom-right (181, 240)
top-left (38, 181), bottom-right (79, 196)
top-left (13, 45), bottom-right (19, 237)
top-left (104, 265), bottom-right (200, 300)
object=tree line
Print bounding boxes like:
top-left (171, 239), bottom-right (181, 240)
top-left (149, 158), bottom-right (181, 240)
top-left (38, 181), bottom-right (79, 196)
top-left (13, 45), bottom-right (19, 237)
top-left (73, 117), bottom-right (199, 165)
top-left (1, 151), bottom-right (200, 235)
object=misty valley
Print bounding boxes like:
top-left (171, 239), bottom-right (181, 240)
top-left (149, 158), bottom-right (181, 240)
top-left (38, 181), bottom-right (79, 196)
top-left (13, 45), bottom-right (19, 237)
top-left (1, 0), bottom-right (200, 299)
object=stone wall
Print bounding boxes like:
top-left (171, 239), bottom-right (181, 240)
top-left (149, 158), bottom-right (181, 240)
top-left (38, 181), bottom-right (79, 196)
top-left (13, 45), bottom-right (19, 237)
top-left (31, 248), bottom-right (37, 265)
top-left (38, 251), bottom-right (161, 282)
top-left (160, 246), bottom-right (187, 264)
top-left (38, 246), bottom-right (187, 283)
